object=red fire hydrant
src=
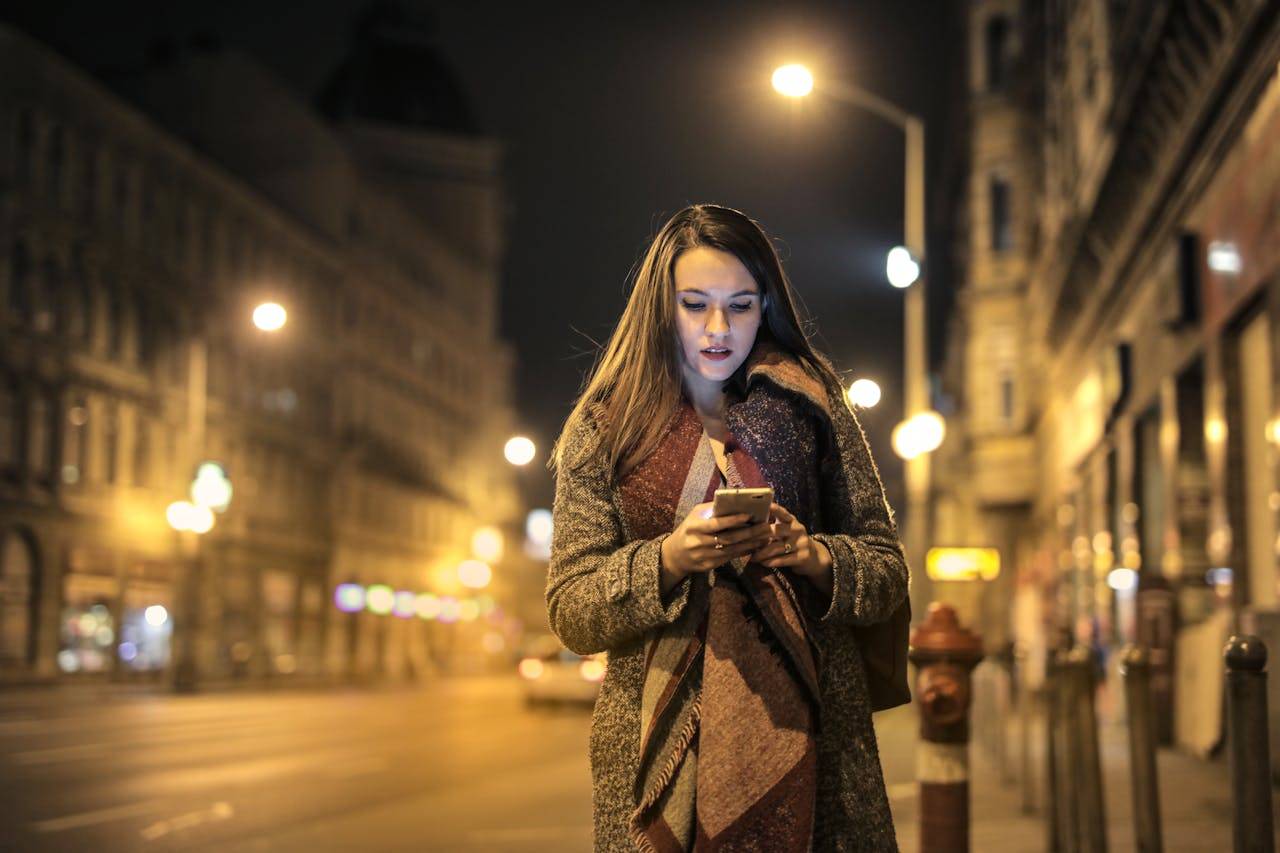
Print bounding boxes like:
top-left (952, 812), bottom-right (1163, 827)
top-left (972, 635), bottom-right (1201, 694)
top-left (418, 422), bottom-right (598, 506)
top-left (908, 602), bottom-right (985, 853)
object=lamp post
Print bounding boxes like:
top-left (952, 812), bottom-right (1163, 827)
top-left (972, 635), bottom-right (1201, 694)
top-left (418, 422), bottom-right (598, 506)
top-left (169, 303), bottom-right (285, 692)
top-left (774, 65), bottom-right (934, 620)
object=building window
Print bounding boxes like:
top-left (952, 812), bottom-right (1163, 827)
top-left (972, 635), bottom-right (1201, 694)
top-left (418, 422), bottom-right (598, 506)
top-left (0, 380), bottom-right (17, 471)
top-left (66, 246), bottom-right (92, 344)
top-left (134, 414), bottom-right (153, 488)
top-left (27, 393), bottom-right (54, 479)
top-left (62, 395), bottom-right (88, 485)
top-left (47, 125), bottom-right (67, 204)
top-left (103, 402), bottom-right (119, 485)
top-left (990, 177), bottom-right (1012, 252)
top-left (8, 241), bottom-right (31, 322)
top-left (15, 109), bottom-right (36, 185)
top-left (33, 257), bottom-right (59, 334)
top-left (985, 16), bottom-right (1009, 92)
top-left (80, 146), bottom-right (98, 220)
top-left (1000, 373), bottom-right (1015, 424)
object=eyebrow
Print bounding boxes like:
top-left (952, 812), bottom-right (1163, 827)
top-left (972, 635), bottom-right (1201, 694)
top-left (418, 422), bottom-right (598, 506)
top-left (676, 288), bottom-right (760, 297)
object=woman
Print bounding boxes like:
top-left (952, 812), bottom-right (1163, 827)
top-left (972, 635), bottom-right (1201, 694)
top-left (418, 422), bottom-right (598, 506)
top-left (548, 204), bottom-right (909, 851)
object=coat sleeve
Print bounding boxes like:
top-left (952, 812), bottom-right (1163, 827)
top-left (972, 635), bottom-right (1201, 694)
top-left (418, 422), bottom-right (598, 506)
top-left (545, 416), bottom-right (694, 655)
top-left (807, 384), bottom-right (910, 627)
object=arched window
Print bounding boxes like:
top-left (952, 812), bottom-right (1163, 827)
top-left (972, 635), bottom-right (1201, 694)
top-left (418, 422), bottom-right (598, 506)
top-left (7, 241), bottom-right (30, 322)
top-left (0, 530), bottom-right (38, 668)
top-left (985, 16), bottom-right (1009, 92)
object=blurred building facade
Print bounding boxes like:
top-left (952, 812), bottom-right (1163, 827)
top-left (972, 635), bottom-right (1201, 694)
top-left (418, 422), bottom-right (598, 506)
top-left (0, 17), bottom-right (523, 687)
top-left (939, 0), bottom-right (1280, 745)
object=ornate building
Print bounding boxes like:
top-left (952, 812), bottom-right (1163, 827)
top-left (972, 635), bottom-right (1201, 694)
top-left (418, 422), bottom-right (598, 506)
top-left (939, 0), bottom-right (1280, 750)
top-left (0, 15), bottom-right (521, 686)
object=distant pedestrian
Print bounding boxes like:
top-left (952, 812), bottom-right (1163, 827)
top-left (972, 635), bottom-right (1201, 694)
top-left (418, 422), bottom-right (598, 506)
top-left (547, 204), bottom-right (911, 851)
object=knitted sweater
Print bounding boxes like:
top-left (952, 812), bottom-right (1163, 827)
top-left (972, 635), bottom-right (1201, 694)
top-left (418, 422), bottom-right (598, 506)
top-left (547, 353), bottom-right (909, 851)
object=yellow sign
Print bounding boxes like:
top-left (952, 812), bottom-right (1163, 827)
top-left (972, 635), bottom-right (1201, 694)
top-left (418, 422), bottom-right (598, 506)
top-left (926, 547), bottom-right (1001, 582)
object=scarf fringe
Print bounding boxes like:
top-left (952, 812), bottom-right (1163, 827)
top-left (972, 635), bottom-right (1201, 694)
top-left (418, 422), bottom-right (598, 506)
top-left (628, 694), bottom-right (702, 852)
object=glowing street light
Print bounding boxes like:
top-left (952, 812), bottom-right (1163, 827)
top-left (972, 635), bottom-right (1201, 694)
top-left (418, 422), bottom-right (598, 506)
top-left (471, 526), bottom-right (504, 562)
top-left (458, 560), bottom-right (492, 590)
top-left (504, 436), bottom-right (536, 466)
top-left (166, 500), bottom-right (215, 534)
top-left (847, 379), bottom-right (882, 409)
top-left (252, 302), bottom-right (287, 332)
top-left (891, 411), bottom-right (946, 460)
top-left (190, 461), bottom-right (233, 513)
top-left (886, 246), bottom-right (921, 289)
top-left (772, 64), bottom-right (814, 98)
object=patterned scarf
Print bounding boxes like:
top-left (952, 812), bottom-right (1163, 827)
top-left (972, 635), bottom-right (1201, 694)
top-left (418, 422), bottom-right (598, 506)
top-left (618, 389), bottom-right (823, 852)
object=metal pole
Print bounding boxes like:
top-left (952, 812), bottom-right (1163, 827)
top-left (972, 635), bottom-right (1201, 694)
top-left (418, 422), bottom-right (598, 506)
top-left (1120, 645), bottom-right (1163, 853)
top-left (903, 115), bottom-right (931, 624)
top-left (1070, 647), bottom-right (1108, 852)
top-left (1224, 635), bottom-right (1274, 853)
top-left (1055, 648), bottom-right (1081, 853)
top-left (1045, 652), bottom-right (1062, 851)
top-left (172, 334), bottom-right (206, 692)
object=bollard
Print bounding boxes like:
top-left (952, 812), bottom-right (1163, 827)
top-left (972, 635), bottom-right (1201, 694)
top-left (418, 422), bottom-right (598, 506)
top-left (1120, 645), bottom-right (1163, 853)
top-left (909, 603), bottom-right (985, 853)
top-left (1045, 650), bottom-right (1063, 852)
top-left (1068, 646), bottom-right (1108, 852)
top-left (1054, 647), bottom-right (1081, 853)
top-left (1224, 635), bottom-right (1275, 853)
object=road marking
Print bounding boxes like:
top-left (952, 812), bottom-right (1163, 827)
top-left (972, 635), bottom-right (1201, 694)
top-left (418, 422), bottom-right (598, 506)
top-left (13, 742), bottom-right (110, 764)
top-left (0, 717), bottom-right (40, 735)
top-left (323, 755), bottom-right (389, 780)
top-left (139, 801), bottom-right (234, 841)
top-left (33, 800), bottom-right (162, 833)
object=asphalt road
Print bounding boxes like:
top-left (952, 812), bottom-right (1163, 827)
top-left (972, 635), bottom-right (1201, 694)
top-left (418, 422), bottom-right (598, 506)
top-left (0, 677), bottom-right (920, 851)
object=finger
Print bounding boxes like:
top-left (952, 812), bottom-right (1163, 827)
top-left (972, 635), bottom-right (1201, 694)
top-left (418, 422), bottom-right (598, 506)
top-left (770, 503), bottom-right (795, 523)
top-left (703, 513), bottom-right (753, 532)
top-left (716, 520), bottom-right (772, 546)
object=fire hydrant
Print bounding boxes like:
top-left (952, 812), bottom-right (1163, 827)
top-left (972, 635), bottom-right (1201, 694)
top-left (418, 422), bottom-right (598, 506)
top-left (908, 602), bottom-right (985, 853)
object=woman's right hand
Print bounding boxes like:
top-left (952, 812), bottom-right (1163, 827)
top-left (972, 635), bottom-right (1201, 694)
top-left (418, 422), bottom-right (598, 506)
top-left (659, 502), bottom-right (773, 592)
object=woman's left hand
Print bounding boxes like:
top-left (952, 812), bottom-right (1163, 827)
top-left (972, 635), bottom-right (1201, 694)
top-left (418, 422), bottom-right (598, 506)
top-left (753, 503), bottom-right (832, 579)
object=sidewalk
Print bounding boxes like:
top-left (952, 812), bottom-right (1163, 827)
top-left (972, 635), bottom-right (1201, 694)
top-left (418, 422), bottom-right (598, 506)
top-left (882, 666), bottom-right (1280, 852)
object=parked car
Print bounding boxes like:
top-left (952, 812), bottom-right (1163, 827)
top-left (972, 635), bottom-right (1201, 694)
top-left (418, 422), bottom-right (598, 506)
top-left (517, 634), bottom-right (606, 707)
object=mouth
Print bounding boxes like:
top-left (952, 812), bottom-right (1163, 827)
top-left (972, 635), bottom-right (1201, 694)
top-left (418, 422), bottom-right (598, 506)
top-left (700, 347), bottom-right (732, 362)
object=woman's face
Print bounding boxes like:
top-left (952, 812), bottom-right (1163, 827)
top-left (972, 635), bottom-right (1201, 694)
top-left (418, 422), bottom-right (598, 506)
top-left (673, 246), bottom-right (763, 390)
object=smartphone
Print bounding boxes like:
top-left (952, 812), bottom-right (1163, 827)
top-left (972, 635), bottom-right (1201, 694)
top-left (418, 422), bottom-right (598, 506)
top-left (712, 487), bottom-right (774, 526)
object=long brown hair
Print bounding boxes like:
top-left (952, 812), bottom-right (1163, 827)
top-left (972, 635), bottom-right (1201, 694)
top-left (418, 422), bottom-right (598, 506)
top-left (553, 204), bottom-right (844, 479)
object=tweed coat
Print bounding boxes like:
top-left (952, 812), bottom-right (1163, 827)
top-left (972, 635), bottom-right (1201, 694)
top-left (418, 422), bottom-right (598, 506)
top-left (547, 350), bottom-right (910, 852)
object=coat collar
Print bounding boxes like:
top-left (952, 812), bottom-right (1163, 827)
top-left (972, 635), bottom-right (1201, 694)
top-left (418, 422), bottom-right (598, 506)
top-left (737, 340), bottom-right (834, 421)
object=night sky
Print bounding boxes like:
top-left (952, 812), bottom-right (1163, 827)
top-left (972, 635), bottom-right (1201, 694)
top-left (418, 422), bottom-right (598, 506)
top-left (6, 1), bottom-right (965, 511)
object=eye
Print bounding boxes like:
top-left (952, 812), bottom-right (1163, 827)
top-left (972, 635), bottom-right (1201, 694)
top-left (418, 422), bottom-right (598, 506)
top-left (680, 300), bottom-right (706, 311)
top-left (730, 302), bottom-right (754, 312)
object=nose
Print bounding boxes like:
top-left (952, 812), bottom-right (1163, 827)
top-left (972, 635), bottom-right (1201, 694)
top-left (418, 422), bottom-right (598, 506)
top-left (706, 306), bottom-right (730, 336)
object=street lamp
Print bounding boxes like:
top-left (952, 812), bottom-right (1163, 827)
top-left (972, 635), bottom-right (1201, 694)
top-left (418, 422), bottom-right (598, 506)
top-left (171, 302), bottom-right (287, 691)
top-left (847, 378), bottom-right (882, 409)
top-left (504, 435), bottom-right (536, 466)
top-left (772, 63), bottom-right (933, 619)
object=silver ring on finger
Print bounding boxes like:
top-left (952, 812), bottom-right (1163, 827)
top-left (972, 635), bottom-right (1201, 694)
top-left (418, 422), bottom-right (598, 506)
top-left (783, 541), bottom-right (794, 555)
top-left (714, 535), bottom-right (724, 551)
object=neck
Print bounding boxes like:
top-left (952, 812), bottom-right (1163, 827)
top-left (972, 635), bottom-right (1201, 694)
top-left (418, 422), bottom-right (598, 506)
top-left (682, 370), bottom-right (726, 421)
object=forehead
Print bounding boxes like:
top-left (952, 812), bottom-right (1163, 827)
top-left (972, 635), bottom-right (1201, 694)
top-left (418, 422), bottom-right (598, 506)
top-left (673, 246), bottom-right (758, 293)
